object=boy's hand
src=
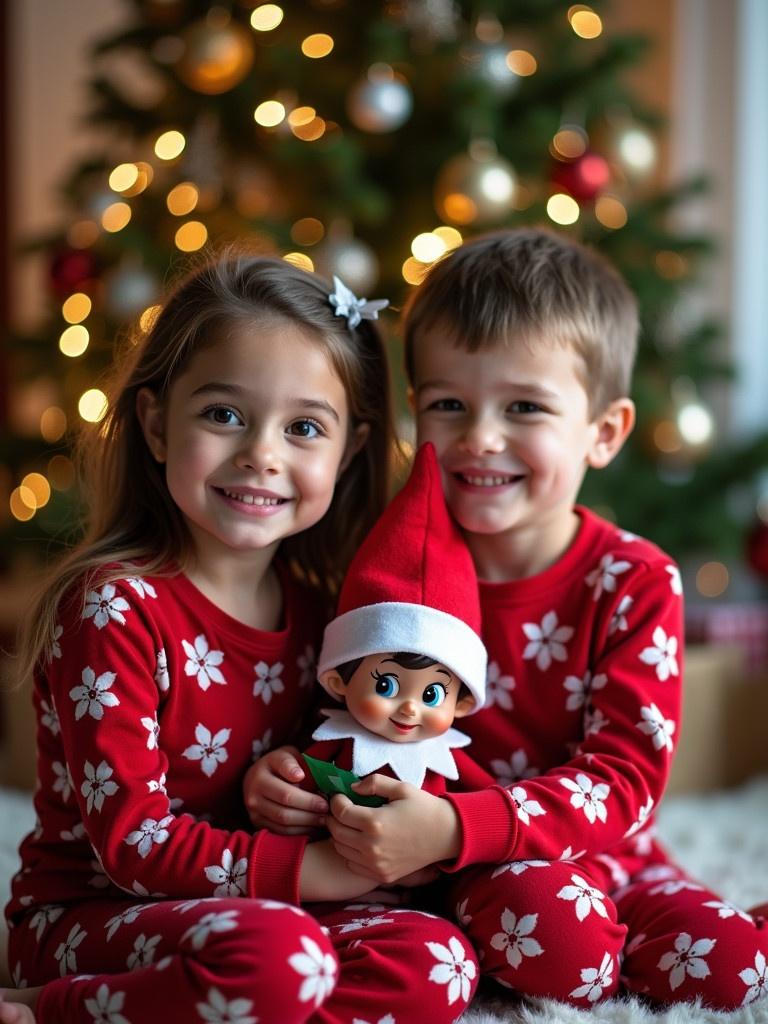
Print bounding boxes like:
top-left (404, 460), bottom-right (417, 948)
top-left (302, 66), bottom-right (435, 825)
top-left (299, 838), bottom-right (382, 902)
top-left (243, 746), bottom-right (328, 834)
top-left (326, 774), bottom-right (462, 884)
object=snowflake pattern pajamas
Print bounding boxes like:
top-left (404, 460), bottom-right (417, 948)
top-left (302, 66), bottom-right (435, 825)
top-left (5, 566), bottom-right (478, 1023)
top-left (441, 507), bottom-right (768, 1010)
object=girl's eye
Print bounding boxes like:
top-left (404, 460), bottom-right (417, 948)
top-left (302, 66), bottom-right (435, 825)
top-left (508, 400), bottom-right (543, 414)
top-left (205, 406), bottom-right (242, 426)
top-left (427, 398), bottom-right (464, 413)
top-left (287, 419), bottom-right (321, 439)
top-left (422, 683), bottom-right (447, 707)
top-left (373, 673), bottom-right (400, 698)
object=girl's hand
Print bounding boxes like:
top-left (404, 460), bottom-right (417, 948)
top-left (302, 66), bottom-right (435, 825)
top-left (299, 838), bottom-right (382, 902)
top-left (243, 746), bottom-right (327, 834)
top-left (326, 774), bottom-right (462, 884)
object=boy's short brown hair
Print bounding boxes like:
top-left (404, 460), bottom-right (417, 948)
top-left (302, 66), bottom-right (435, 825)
top-left (403, 227), bottom-right (639, 416)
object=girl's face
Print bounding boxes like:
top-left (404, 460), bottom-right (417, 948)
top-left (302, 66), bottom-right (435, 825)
top-left (138, 320), bottom-right (362, 569)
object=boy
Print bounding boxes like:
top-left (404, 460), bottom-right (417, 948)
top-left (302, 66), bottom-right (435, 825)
top-left (246, 229), bottom-right (768, 1010)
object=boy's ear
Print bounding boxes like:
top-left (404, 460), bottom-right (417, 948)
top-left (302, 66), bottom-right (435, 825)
top-left (338, 423), bottom-right (370, 477)
top-left (452, 693), bottom-right (476, 719)
top-left (319, 669), bottom-right (346, 700)
top-left (587, 398), bottom-right (635, 469)
top-left (136, 387), bottom-right (167, 463)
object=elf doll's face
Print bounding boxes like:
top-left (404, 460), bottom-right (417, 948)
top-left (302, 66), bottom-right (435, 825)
top-left (321, 653), bottom-right (475, 743)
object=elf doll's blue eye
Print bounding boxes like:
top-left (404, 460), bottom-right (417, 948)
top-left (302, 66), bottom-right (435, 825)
top-left (422, 683), bottom-right (447, 707)
top-left (374, 673), bottom-right (399, 698)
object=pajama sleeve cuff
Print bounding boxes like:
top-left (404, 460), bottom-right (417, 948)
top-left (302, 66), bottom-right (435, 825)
top-left (249, 831), bottom-right (308, 904)
top-left (442, 787), bottom-right (518, 871)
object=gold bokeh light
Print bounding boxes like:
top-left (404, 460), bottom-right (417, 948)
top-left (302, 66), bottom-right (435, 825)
top-left (251, 4), bottom-right (283, 31)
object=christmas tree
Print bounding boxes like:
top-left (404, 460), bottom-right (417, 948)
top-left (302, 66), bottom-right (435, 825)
top-left (5, 0), bottom-right (768, 585)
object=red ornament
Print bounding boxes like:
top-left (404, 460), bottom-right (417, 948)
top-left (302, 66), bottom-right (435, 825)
top-left (746, 519), bottom-right (768, 579)
top-left (551, 151), bottom-right (611, 202)
top-left (48, 246), bottom-right (101, 298)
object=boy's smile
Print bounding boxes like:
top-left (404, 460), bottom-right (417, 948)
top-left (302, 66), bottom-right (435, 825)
top-left (412, 327), bottom-right (633, 581)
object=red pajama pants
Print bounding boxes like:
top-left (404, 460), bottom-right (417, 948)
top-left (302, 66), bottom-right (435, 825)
top-left (9, 896), bottom-right (479, 1023)
top-left (446, 854), bottom-right (768, 1010)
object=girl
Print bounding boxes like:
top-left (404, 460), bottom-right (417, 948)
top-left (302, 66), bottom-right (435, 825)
top-left (0, 254), bottom-right (479, 1024)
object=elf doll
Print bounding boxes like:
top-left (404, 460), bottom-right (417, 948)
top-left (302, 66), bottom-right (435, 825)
top-left (302, 442), bottom-right (495, 802)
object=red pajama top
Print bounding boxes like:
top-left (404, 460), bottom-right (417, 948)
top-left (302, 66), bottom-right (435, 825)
top-left (6, 564), bottom-right (323, 924)
top-left (446, 505), bottom-right (684, 874)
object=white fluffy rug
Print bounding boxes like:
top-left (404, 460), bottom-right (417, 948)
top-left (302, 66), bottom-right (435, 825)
top-left (2, 780), bottom-right (768, 1022)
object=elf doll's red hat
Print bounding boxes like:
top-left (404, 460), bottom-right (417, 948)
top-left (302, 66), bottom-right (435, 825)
top-left (317, 442), bottom-right (487, 710)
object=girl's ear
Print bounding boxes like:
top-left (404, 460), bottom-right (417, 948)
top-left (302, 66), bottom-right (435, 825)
top-left (319, 670), bottom-right (346, 700)
top-left (338, 422), bottom-right (370, 477)
top-left (452, 693), bottom-right (476, 719)
top-left (136, 387), bottom-right (167, 463)
top-left (587, 398), bottom-right (635, 469)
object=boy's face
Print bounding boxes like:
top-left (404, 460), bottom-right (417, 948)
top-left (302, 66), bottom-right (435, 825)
top-left (323, 654), bottom-right (475, 743)
top-left (411, 327), bottom-right (632, 574)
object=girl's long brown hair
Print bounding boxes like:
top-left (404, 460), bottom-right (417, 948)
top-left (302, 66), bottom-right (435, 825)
top-left (16, 251), bottom-right (394, 686)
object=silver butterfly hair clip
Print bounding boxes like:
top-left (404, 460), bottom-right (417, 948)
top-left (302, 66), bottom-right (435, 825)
top-left (328, 275), bottom-right (389, 330)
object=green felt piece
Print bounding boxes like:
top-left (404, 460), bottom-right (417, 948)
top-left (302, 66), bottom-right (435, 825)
top-left (303, 754), bottom-right (386, 807)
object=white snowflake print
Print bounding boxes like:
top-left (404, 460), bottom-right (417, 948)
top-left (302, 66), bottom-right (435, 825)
top-left (155, 649), bottom-right (170, 692)
top-left (739, 950), bottom-right (768, 1005)
top-left (584, 707), bottom-right (610, 737)
top-left (491, 860), bottom-right (548, 879)
top-left (636, 703), bottom-right (675, 752)
top-left (54, 922), bottom-right (87, 975)
top-left (522, 611), bottom-right (573, 671)
top-left (172, 899), bottom-right (205, 915)
top-left (353, 1016), bottom-right (395, 1024)
top-left (126, 577), bottom-right (157, 600)
top-left (196, 987), bottom-right (257, 1024)
top-left (490, 749), bottom-right (538, 786)
top-left (204, 849), bottom-right (248, 897)
top-left (126, 933), bottom-right (161, 971)
top-left (182, 909), bottom-right (239, 949)
top-left (52, 760), bottom-right (74, 802)
top-left (570, 950), bottom-right (615, 1002)
top-left (124, 815), bottom-right (174, 858)
top-left (594, 853), bottom-right (629, 889)
top-left (456, 898), bottom-right (472, 925)
top-left (40, 697), bottom-right (60, 735)
top-left (83, 584), bottom-right (130, 630)
top-left (288, 935), bottom-right (338, 1007)
top-left (147, 772), bottom-right (167, 795)
top-left (508, 785), bottom-right (546, 826)
top-left (258, 899), bottom-right (307, 917)
top-left (105, 904), bottom-right (150, 941)
top-left (251, 728), bottom-right (273, 762)
top-left (297, 644), bottom-right (316, 688)
top-left (489, 909), bottom-right (544, 969)
top-left (485, 661), bottom-right (516, 710)
top-left (665, 564), bottom-right (683, 595)
top-left (184, 723), bottom-right (231, 778)
top-left (70, 667), bottom-right (120, 721)
top-left (426, 935), bottom-right (476, 1005)
top-left (639, 626), bottom-right (679, 682)
top-left (563, 671), bottom-right (607, 712)
top-left (657, 932), bottom-right (716, 991)
top-left (84, 982), bottom-right (130, 1024)
top-left (648, 879), bottom-right (704, 897)
top-left (332, 912), bottom-right (395, 934)
top-left (182, 635), bottom-right (227, 691)
top-left (253, 660), bottom-right (285, 704)
top-left (702, 899), bottom-right (753, 923)
top-left (585, 554), bottom-right (632, 601)
top-left (61, 821), bottom-right (87, 842)
top-left (11, 963), bottom-right (26, 988)
top-left (560, 774), bottom-right (610, 824)
top-left (48, 622), bottom-right (63, 661)
top-left (81, 760), bottom-right (119, 813)
top-left (557, 873), bottom-right (609, 921)
top-left (624, 795), bottom-right (654, 838)
top-left (608, 595), bottom-right (633, 635)
top-left (29, 904), bottom-right (64, 941)
top-left (141, 714), bottom-right (160, 751)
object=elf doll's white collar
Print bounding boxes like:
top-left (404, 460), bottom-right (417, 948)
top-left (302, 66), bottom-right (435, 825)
top-left (312, 708), bottom-right (471, 789)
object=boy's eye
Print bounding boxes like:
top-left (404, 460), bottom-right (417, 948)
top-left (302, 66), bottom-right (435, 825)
top-left (373, 673), bottom-right (400, 698)
top-left (205, 406), bottom-right (242, 426)
top-left (287, 419), bottom-right (321, 438)
top-left (422, 683), bottom-right (447, 707)
top-left (508, 400), bottom-right (543, 414)
top-left (427, 398), bottom-right (464, 413)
